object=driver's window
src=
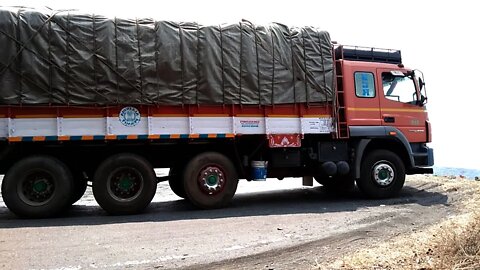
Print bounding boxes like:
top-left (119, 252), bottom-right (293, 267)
top-left (354, 72), bottom-right (375, 98)
top-left (382, 72), bottom-right (417, 104)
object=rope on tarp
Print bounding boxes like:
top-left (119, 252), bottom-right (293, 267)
top-left (0, 7), bottom-right (333, 106)
top-left (0, 10), bottom-right (116, 104)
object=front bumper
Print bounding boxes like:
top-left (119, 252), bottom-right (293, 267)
top-left (408, 146), bottom-right (434, 175)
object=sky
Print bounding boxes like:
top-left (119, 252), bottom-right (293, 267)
top-left (1, 0), bottom-right (479, 169)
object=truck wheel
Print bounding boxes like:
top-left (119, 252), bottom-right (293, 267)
top-left (69, 178), bottom-right (88, 205)
top-left (93, 153), bottom-right (157, 215)
top-left (357, 150), bottom-right (405, 199)
top-left (1, 155), bottom-right (74, 218)
top-left (168, 166), bottom-right (187, 199)
top-left (183, 152), bottom-right (238, 209)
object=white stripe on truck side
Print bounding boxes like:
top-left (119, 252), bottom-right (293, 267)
top-left (0, 116), bottom-right (333, 138)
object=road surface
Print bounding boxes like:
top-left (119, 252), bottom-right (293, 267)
top-left (0, 173), bottom-right (459, 269)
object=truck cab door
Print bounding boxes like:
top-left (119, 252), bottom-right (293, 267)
top-left (377, 69), bottom-right (428, 142)
top-left (344, 65), bottom-right (382, 126)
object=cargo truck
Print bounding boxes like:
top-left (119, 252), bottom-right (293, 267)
top-left (0, 8), bottom-right (433, 218)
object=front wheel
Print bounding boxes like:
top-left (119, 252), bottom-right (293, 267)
top-left (357, 150), bottom-right (405, 199)
top-left (183, 152), bottom-right (238, 209)
top-left (93, 153), bottom-right (157, 215)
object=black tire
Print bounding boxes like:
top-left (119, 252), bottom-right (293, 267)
top-left (314, 175), bottom-right (355, 194)
top-left (92, 153), bottom-right (157, 215)
top-left (69, 177), bottom-right (88, 205)
top-left (1, 155), bottom-right (74, 218)
top-left (183, 152), bottom-right (238, 209)
top-left (168, 166), bottom-right (187, 199)
top-left (357, 150), bottom-right (405, 199)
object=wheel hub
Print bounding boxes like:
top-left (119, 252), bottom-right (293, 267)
top-left (206, 175), bottom-right (218, 186)
top-left (33, 180), bottom-right (48, 193)
top-left (19, 172), bottom-right (55, 206)
top-left (108, 168), bottom-right (143, 201)
top-left (118, 176), bottom-right (134, 191)
top-left (198, 166), bottom-right (226, 195)
top-left (373, 162), bottom-right (395, 186)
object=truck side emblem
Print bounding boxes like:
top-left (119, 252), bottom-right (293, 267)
top-left (119, 107), bottom-right (141, 127)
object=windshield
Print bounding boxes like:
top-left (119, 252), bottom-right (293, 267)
top-left (382, 72), bottom-right (418, 104)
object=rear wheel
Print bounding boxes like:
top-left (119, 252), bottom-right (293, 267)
top-left (93, 153), bottom-right (157, 215)
top-left (69, 176), bottom-right (88, 205)
top-left (183, 152), bottom-right (238, 209)
top-left (357, 150), bottom-right (405, 199)
top-left (168, 166), bottom-right (187, 199)
top-left (1, 155), bottom-right (74, 218)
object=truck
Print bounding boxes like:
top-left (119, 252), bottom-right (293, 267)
top-left (0, 7), bottom-right (433, 218)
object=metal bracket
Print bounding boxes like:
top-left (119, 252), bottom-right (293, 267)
top-left (56, 117), bottom-right (63, 136)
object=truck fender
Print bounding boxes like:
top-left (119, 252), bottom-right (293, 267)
top-left (351, 126), bottom-right (415, 179)
top-left (353, 139), bottom-right (370, 179)
top-left (384, 126), bottom-right (415, 168)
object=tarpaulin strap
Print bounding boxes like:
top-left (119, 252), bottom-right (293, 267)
top-left (179, 24), bottom-right (185, 105)
top-left (114, 17), bottom-right (119, 103)
top-left (154, 22), bottom-right (161, 104)
top-left (219, 24), bottom-right (226, 104)
top-left (135, 18), bottom-right (144, 103)
top-left (239, 21), bottom-right (243, 105)
top-left (47, 19), bottom-right (53, 102)
top-left (92, 14), bottom-right (99, 103)
top-left (65, 12), bottom-right (72, 104)
top-left (271, 27), bottom-right (275, 106)
top-left (253, 23), bottom-right (261, 105)
top-left (317, 29), bottom-right (328, 100)
top-left (288, 28), bottom-right (296, 103)
top-left (195, 22), bottom-right (200, 105)
top-left (15, 9), bottom-right (23, 104)
top-left (302, 28), bottom-right (309, 105)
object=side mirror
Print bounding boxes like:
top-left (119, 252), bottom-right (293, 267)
top-left (418, 77), bottom-right (425, 90)
top-left (413, 93), bottom-right (427, 106)
top-left (417, 94), bottom-right (427, 106)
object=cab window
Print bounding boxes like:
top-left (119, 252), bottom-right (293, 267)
top-left (354, 72), bottom-right (375, 98)
top-left (382, 72), bottom-right (418, 104)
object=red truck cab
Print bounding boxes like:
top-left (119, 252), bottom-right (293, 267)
top-left (335, 46), bottom-right (433, 180)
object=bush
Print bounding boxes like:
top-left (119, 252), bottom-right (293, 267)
top-left (436, 212), bottom-right (480, 269)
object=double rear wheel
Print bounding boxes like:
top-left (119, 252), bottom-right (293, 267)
top-left (1, 155), bottom-right (74, 218)
top-left (168, 165), bottom-right (187, 199)
top-left (92, 153), bottom-right (157, 215)
top-left (182, 152), bottom-right (238, 209)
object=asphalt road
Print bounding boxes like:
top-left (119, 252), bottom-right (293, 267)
top-left (0, 173), bottom-right (454, 269)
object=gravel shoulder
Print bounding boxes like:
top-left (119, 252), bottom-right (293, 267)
top-left (0, 174), bottom-right (475, 270)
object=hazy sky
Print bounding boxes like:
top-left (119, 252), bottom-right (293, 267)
top-left (2, 0), bottom-right (479, 169)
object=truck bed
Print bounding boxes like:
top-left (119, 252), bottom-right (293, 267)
top-left (0, 104), bottom-right (333, 142)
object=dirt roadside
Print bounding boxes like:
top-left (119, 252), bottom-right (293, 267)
top-left (0, 175), bottom-right (478, 270)
top-left (187, 176), bottom-right (480, 270)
